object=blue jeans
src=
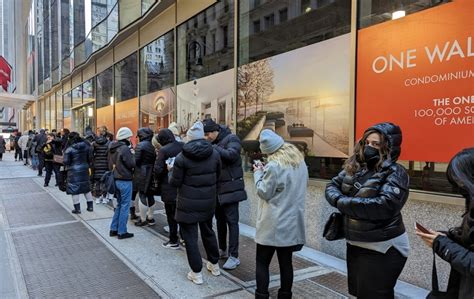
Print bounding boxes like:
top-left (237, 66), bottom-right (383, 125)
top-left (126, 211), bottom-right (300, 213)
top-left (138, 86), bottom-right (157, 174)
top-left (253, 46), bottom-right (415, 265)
top-left (110, 180), bottom-right (132, 235)
top-left (31, 154), bottom-right (39, 169)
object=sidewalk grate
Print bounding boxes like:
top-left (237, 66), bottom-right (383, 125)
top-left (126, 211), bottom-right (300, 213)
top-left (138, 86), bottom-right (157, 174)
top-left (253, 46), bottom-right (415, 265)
top-left (147, 213), bottom-right (316, 283)
top-left (269, 279), bottom-right (347, 298)
top-left (3, 191), bottom-right (74, 228)
top-left (310, 272), bottom-right (355, 298)
top-left (11, 222), bottom-right (160, 298)
top-left (0, 178), bottom-right (43, 195)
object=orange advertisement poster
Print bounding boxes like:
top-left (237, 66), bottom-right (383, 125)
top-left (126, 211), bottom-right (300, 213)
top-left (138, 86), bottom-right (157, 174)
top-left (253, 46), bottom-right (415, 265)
top-left (115, 98), bottom-right (139, 146)
top-left (63, 117), bottom-right (71, 131)
top-left (356, 0), bottom-right (474, 162)
top-left (97, 105), bottom-right (114, 137)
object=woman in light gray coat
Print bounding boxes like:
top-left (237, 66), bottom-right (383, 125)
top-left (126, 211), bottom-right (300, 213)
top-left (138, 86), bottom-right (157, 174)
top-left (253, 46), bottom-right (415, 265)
top-left (253, 129), bottom-right (308, 299)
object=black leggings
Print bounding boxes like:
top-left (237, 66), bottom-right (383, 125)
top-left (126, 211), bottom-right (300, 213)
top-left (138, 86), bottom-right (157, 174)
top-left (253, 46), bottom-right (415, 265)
top-left (347, 244), bottom-right (407, 299)
top-left (256, 244), bottom-right (295, 296)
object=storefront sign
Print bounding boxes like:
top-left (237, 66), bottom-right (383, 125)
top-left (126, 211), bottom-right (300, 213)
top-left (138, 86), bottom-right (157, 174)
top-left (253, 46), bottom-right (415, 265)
top-left (356, 0), bottom-right (474, 162)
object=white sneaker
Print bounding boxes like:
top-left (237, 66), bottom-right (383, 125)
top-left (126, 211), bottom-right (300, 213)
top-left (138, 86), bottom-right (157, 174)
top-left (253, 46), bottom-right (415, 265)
top-left (95, 197), bottom-right (101, 204)
top-left (206, 261), bottom-right (221, 276)
top-left (187, 271), bottom-right (203, 285)
top-left (101, 197), bottom-right (109, 204)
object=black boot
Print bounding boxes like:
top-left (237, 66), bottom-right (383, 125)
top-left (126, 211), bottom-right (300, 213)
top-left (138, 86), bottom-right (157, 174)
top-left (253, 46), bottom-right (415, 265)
top-left (277, 290), bottom-right (292, 299)
top-left (72, 203), bottom-right (81, 214)
top-left (86, 201), bottom-right (93, 212)
top-left (130, 206), bottom-right (139, 220)
top-left (255, 290), bottom-right (270, 299)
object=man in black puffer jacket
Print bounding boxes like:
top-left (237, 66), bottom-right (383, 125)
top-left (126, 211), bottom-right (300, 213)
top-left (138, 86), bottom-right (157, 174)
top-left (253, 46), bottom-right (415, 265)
top-left (203, 119), bottom-right (247, 270)
top-left (169, 121), bottom-right (222, 285)
top-left (134, 128), bottom-right (157, 227)
top-left (91, 133), bottom-right (110, 203)
top-left (155, 128), bottom-right (184, 249)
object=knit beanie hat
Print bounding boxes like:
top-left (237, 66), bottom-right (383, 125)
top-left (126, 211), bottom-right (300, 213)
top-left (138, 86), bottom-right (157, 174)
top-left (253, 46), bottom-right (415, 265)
top-left (259, 129), bottom-right (284, 154)
top-left (187, 121), bottom-right (205, 141)
top-left (168, 122), bottom-right (180, 136)
top-left (202, 118), bottom-right (220, 133)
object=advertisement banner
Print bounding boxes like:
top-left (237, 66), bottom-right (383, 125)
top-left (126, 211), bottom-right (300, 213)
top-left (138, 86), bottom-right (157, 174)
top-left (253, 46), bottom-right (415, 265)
top-left (115, 98), bottom-right (139, 146)
top-left (97, 105), bottom-right (114, 137)
top-left (356, 0), bottom-right (474, 162)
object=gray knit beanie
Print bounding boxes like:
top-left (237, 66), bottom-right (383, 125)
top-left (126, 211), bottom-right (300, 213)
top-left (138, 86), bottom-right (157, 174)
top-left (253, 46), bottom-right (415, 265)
top-left (187, 121), bottom-right (205, 141)
top-left (259, 129), bottom-right (284, 154)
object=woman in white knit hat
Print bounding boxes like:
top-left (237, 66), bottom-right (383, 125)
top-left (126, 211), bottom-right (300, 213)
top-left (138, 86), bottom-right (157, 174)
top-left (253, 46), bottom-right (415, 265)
top-left (253, 129), bottom-right (308, 299)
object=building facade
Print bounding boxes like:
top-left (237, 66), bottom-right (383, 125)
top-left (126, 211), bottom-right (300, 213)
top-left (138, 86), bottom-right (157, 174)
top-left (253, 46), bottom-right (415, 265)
top-left (23, 0), bottom-right (473, 291)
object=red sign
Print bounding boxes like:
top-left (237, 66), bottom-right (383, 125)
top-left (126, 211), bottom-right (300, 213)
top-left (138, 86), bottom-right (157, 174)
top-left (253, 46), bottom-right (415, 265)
top-left (0, 56), bottom-right (12, 92)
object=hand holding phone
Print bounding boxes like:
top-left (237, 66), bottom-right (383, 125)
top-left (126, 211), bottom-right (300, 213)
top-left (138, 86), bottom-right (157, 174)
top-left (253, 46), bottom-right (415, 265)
top-left (414, 222), bottom-right (431, 234)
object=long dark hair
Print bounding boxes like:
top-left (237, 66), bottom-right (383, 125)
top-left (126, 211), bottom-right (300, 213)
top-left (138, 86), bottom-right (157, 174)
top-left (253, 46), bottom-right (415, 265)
top-left (343, 129), bottom-right (390, 176)
top-left (447, 148), bottom-right (474, 249)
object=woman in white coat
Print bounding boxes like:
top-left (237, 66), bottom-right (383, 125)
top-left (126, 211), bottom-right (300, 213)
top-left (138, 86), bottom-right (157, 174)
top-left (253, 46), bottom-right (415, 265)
top-left (253, 129), bottom-right (308, 299)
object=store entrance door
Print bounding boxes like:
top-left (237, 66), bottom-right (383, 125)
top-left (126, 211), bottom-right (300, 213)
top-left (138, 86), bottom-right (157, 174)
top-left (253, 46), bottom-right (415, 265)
top-left (72, 103), bottom-right (95, 136)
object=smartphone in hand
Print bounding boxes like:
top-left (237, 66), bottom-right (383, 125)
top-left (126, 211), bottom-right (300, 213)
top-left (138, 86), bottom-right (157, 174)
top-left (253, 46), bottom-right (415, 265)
top-left (415, 222), bottom-right (431, 234)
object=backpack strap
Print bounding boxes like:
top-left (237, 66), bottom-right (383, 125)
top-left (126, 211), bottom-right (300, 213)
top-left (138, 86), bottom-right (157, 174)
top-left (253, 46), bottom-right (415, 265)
top-left (431, 247), bottom-right (440, 292)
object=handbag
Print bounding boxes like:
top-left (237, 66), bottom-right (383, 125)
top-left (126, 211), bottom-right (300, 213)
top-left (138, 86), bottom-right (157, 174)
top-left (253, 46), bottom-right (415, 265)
top-left (53, 154), bottom-right (64, 164)
top-left (323, 212), bottom-right (344, 241)
top-left (426, 248), bottom-right (458, 299)
top-left (58, 168), bottom-right (67, 192)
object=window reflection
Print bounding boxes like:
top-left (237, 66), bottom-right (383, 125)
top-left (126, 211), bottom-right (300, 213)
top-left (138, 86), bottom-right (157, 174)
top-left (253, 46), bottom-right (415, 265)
top-left (140, 30), bottom-right (174, 96)
top-left (114, 53), bottom-right (138, 102)
top-left (177, 1), bottom-right (234, 84)
top-left (72, 85), bottom-right (83, 107)
top-left (239, 0), bottom-right (351, 65)
top-left (83, 79), bottom-right (95, 103)
top-left (56, 90), bottom-right (64, 129)
top-left (119, 0), bottom-right (141, 29)
top-left (96, 67), bottom-right (113, 108)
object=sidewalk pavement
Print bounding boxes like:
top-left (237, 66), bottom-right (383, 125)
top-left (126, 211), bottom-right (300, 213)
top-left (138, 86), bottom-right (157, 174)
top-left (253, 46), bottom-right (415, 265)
top-left (0, 151), bottom-right (426, 298)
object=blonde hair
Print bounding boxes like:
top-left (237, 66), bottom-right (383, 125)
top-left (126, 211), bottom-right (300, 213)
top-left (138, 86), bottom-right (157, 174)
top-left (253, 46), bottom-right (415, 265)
top-left (267, 143), bottom-right (304, 168)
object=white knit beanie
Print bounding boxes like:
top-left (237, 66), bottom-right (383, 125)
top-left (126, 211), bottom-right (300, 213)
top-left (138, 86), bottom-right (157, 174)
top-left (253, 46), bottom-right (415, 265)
top-left (168, 122), bottom-right (180, 136)
top-left (186, 121), bottom-right (205, 141)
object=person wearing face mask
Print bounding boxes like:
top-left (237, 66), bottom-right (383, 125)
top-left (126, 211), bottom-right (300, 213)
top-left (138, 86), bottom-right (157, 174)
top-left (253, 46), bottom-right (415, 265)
top-left (325, 122), bottom-right (410, 299)
top-left (108, 127), bottom-right (136, 239)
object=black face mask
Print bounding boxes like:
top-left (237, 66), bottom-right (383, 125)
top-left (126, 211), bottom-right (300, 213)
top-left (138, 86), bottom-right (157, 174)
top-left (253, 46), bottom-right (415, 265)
top-left (364, 146), bottom-right (380, 168)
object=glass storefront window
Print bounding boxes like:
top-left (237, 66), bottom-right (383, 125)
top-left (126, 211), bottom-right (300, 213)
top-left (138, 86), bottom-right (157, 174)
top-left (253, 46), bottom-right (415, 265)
top-left (51, 0), bottom-right (59, 85)
top-left (139, 30), bottom-right (174, 96)
top-left (114, 53), bottom-right (137, 102)
top-left (140, 88), bottom-right (176, 132)
top-left (51, 93), bottom-right (57, 130)
top-left (72, 85), bottom-right (82, 107)
top-left (358, 0), bottom-right (452, 29)
top-left (43, 0), bottom-right (51, 86)
top-left (107, 4), bottom-right (119, 42)
top-left (239, 0), bottom-right (351, 66)
top-left (45, 96), bottom-right (51, 130)
top-left (56, 89), bottom-right (64, 130)
top-left (83, 79), bottom-right (95, 103)
top-left (119, 0), bottom-right (141, 29)
top-left (60, 0), bottom-right (73, 77)
top-left (177, 1), bottom-right (235, 84)
top-left (97, 67), bottom-right (113, 108)
top-left (141, 0), bottom-right (156, 15)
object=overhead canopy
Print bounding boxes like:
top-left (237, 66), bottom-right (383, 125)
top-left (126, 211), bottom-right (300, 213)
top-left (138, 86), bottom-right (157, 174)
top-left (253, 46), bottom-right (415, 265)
top-left (0, 93), bottom-right (36, 110)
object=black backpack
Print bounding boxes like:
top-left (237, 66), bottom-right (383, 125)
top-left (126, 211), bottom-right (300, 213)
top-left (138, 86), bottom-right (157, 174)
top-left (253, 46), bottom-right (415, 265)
top-left (100, 170), bottom-right (116, 196)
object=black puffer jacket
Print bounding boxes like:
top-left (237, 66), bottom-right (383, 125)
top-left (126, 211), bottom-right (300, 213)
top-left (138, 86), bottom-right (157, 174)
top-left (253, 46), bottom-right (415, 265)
top-left (134, 128), bottom-right (156, 193)
top-left (213, 126), bottom-right (247, 205)
top-left (108, 141), bottom-right (135, 180)
top-left (154, 129), bottom-right (184, 203)
top-left (169, 139), bottom-right (221, 223)
top-left (64, 140), bottom-right (92, 195)
top-left (91, 136), bottom-right (110, 181)
top-left (325, 122), bottom-right (409, 242)
top-left (433, 235), bottom-right (474, 298)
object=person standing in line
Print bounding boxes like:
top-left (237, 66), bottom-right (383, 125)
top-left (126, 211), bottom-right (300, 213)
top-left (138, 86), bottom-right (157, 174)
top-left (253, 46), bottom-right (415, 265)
top-left (203, 119), bottom-right (247, 270)
top-left (34, 129), bottom-right (48, 176)
top-left (169, 121), bottom-right (222, 285)
top-left (98, 125), bottom-right (114, 142)
top-left (325, 122), bottom-right (410, 299)
top-left (60, 128), bottom-right (70, 151)
top-left (134, 128), bottom-right (157, 227)
top-left (90, 130), bottom-right (111, 203)
top-left (155, 128), bottom-right (184, 249)
top-left (14, 132), bottom-right (23, 161)
top-left (0, 135), bottom-right (5, 161)
top-left (253, 130), bottom-right (308, 299)
top-left (42, 133), bottom-right (63, 187)
top-left (63, 132), bottom-right (94, 214)
top-left (108, 127), bottom-right (136, 239)
top-left (29, 132), bottom-right (39, 170)
top-left (416, 148), bottom-right (473, 298)
top-left (18, 132), bottom-right (30, 165)
top-left (168, 122), bottom-right (182, 142)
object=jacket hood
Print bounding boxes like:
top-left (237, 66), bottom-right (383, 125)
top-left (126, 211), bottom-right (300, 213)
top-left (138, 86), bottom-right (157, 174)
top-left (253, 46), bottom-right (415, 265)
top-left (137, 128), bottom-right (153, 141)
top-left (215, 125), bottom-right (231, 144)
top-left (71, 140), bottom-right (89, 151)
top-left (365, 122), bottom-right (402, 163)
top-left (158, 128), bottom-right (176, 146)
top-left (182, 139), bottom-right (213, 160)
top-left (95, 135), bottom-right (109, 145)
top-left (109, 141), bottom-right (127, 153)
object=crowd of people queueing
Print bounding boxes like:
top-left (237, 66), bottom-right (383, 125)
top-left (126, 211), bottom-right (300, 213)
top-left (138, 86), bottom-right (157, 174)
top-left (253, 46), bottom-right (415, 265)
top-left (1, 120), bottom-right (472, 299)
